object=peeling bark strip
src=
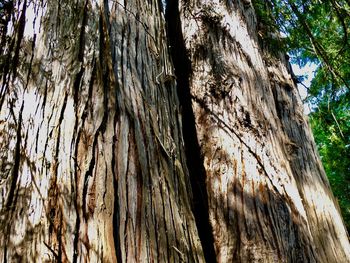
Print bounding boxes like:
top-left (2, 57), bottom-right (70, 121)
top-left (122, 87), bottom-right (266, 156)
top-left (0, 0), bottom-right (349, 262)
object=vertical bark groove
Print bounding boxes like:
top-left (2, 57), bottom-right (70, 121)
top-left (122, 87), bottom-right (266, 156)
top-left (166, 1), bottom-right (217, 262)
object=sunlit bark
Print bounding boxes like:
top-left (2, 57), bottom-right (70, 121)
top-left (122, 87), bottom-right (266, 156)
top-left (0, 1), bottom-right (203, 262)
top-left (172, 0), bottom-right (350, 262)
top-left (0, 0), bottom-right (349, 262)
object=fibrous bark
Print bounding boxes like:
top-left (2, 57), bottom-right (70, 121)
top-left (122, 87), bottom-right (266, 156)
top-left (0, 1), bottom-right (203, 262)
top-left (172, 0), bottom-right (350, 262)
top-left (0, 0), bottom-right (349, 262)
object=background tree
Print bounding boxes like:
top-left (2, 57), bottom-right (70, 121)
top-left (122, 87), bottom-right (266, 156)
top-left (0, 0), bottom-right (349, 262)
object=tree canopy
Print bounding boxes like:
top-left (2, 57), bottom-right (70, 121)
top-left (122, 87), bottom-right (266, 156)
top-left (253, 0), bottom-right (350, 230)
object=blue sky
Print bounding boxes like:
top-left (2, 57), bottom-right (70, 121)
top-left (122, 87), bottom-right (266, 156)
top-left (292, 62), bottom-right (318, 114)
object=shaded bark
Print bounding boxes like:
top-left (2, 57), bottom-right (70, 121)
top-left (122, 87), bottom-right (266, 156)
top-left (0, 0), bottom-right (349, 262)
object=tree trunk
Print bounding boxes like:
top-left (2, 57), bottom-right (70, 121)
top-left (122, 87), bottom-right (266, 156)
top-left (169, 0), bottom-right (350, 262)
top-left (0, 1), bottom-right (203, 262)
top-left (0, 0), bottom-right (349, 263)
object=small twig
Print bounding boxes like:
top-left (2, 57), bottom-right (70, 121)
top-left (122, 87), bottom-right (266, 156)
top-left (298, 81), bottom-right (310, 90)
top-left (172, 246), bottom-right (185, 261)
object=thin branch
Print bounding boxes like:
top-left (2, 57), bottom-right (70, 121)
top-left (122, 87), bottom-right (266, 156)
top-left (298, 81), bottom-right (310, 90)
top-left (331, 110), bottom-right (345, 138)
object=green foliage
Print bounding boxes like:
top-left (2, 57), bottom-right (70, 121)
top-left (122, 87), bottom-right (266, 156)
top-left (253, 0), bottom-right (350, 231)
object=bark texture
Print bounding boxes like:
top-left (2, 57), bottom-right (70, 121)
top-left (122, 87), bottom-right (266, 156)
top-left (173, 0), bottom-right (350, 262)
top-left (0, 0), bottom-right (349, 262)
top-left (0, 1), bottom-right (203, 262)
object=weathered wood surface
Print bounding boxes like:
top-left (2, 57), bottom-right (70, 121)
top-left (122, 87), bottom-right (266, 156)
top-left (1, 0), bottom-right (349, 262)
top-left (175, 0), bottom-right (350, 262)
top-left (0, 1), bottom-right (203, 262)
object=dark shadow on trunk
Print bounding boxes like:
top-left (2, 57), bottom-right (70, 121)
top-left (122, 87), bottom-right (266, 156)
top-left (165, 1), bottom-right (217, 262)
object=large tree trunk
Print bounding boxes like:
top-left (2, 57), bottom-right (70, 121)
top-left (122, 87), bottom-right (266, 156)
top-left (169, 0), bottom-right (350, 262)
top-left (0, 0), bottom-right (349, 262)
top-left (0, 1), bottom-right (203, 262)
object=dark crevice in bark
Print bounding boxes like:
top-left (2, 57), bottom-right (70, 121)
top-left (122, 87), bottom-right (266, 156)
top-left (100, 6), bottom-right (126, 261)
top-left (112, 129), bottom-right (122, 263)
top-left (72, 58), bottom-right (96, 263)
top-left (3, 242), bottom-right (7, 263)
top-left (73, 0), bottom-right (88, 108)
top-left (165, 1), bottom-right (217, 262)
top-left (72, 119), bottom-right (83, 262)
top-left (11, 0), bottom-right (26, 81)
top-left (25, 34), bottom-right (36, 92)
top-left (58, 217), bottom-right (63, 263)
top-left (271, 83), bottom-right (283, 120)
top-left (5, 101), bottom-right (24, 210)
top-left (54, 92), bottom-right (68, 263)
top-left (123, 133), bottom-right (131, 260)
top-left (81, 127), bottom-right (98, 220)
top-left (107, 14), bottom-right (123, 263)
top-left (72, 136), bottom-right (81, 263)
top-left (81, 10), bottom-right (110, 220)
top-left (78, 0), bottom-right (89, 61)
top-left (233, 179), bottom-right (242, 259)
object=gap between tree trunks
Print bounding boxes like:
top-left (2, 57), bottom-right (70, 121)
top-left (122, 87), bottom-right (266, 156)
top-left (165, 1), bottom-right (217, 262)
